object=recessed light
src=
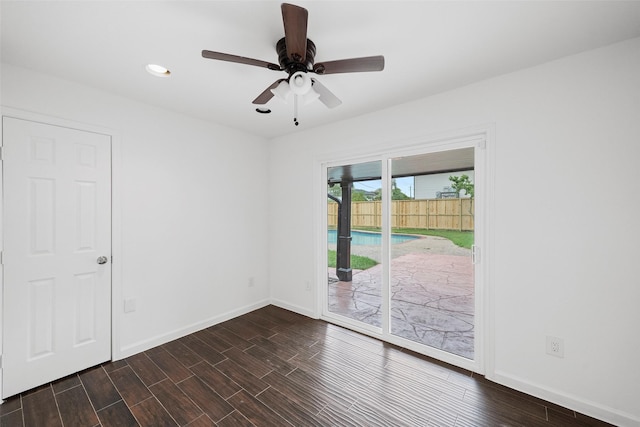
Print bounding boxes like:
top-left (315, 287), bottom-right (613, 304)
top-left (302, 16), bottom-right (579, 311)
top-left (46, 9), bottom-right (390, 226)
top-left (146, 64), bottom-right (171, 77)
top-left (255, 108), bottom-right (271, 114)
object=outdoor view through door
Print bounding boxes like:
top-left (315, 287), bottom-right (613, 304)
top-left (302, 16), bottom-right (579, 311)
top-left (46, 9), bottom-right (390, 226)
top-left (326, 148), bottom-right (475, 360)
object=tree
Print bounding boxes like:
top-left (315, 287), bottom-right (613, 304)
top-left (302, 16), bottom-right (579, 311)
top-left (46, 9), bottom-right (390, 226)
top-left (372, 179), bottom-right (410, 200)
top-left (449, 174), bottom-right (474, 198)
top-left (352, 189), bottom-right (369, 201)
top-left (328, 183), bottom-right (342, 199)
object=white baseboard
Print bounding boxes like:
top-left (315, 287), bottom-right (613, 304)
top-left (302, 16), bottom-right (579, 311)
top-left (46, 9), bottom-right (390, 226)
top-left (269, 298), bottom-right (318, 319)
top-left (115, 299), bottom-right (271, 360)
top-left (488, 370), bottom-right (640, 427)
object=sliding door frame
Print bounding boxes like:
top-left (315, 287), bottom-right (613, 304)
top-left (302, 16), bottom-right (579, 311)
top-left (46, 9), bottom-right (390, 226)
top-left (315, 126), bottom-right (492, 374)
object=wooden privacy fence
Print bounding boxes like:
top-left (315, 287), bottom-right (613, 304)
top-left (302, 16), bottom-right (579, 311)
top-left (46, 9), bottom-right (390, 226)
top-left (328, 199), bottom-right (474, 231)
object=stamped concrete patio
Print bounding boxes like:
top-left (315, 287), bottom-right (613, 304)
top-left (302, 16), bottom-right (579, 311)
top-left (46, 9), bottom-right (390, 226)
top-left (328, 236), bottom-right (474, 359)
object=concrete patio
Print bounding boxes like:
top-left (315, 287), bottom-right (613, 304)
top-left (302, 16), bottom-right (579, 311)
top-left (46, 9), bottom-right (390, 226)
top-left (328, 236), bottom-right (474, 359)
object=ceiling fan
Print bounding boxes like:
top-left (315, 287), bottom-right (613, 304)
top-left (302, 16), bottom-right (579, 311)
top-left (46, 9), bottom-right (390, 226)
top-left (201, 3), bottom-right (385, 125)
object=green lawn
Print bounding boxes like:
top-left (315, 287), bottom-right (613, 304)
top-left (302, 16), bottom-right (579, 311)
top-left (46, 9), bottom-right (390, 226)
top-left (354, 227), bottom-right (474, 249)
top-left (327, 250), bottom-right (378, 270)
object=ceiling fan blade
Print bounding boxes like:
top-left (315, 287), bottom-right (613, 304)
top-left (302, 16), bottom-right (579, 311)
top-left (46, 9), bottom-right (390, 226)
top-left (252, 79), bottom-right (286, 104)
top-left (281, 3), bottom-right (308, 62)
top-left (202, 50), bottom-right (281, 71)
top-left (311, 79), bottom-right (342, 109)
top-left (313, 55), bottom-right (385, 75)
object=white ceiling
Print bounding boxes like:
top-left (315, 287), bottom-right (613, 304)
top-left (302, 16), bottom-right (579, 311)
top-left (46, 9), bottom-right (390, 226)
top-left (2, 1), bottom-right (640, 139)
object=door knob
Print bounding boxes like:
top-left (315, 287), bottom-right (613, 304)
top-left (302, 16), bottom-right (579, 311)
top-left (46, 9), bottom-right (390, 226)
top-left (97, 256), bottom-right (108, 265)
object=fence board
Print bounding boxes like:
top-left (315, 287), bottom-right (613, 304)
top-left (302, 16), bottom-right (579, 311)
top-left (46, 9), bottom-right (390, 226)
top-left (328, 198), bottom-right (474, 231)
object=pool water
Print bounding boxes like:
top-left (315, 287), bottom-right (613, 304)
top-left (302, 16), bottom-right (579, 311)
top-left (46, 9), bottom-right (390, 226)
top-left (327, 230), bottom-right (419, 246)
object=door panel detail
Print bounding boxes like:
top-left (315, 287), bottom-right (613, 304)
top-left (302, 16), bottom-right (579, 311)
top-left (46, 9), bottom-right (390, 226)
top-left (28, 278), bottom-right (55, 360)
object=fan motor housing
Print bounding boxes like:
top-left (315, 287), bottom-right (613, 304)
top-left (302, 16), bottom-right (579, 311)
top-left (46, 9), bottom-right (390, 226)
top-left (277, 37), bottom-right (316, 75)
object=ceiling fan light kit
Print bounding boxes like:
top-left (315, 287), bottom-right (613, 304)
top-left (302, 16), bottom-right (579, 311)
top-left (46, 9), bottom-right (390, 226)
top-left (146, 63), bottom-right (171, 77)
top-left (201, 3), bottom-right (384, 126)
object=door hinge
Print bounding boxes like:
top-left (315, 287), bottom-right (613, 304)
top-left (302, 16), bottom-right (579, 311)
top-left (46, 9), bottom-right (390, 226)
top-left (0, 146), bottom-right (3, 161)
top-left (0, 250), bottom-right (3, 265)
top-left (472, 245), bottom-right (480, 264)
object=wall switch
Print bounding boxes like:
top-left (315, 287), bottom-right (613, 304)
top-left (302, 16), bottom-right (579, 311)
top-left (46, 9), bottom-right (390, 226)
top-left (546, 336), bottom-right (564, 358)
top-left (124, 298), bottom-right (136, 313)
top-left (305, 281), bottom-right (311, 291)
top-left (248, 277), bottom-right (255, 287)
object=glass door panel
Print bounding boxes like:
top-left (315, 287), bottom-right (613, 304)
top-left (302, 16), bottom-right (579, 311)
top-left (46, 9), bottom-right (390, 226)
top-left (327, 161), bottom-right (382, 328)
top-left (389, 151), bottom-right (475, 359)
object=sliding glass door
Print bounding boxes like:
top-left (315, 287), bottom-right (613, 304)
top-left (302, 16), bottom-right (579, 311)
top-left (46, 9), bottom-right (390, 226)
top-left (326, 160), bottom-right (383, 330)
top-left (389, 150), bottom-right (475, 359)
top-left (321, 138), bottom-right (483, 370)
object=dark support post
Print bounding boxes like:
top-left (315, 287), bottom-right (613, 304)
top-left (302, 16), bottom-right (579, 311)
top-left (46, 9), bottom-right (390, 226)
top-left (336, 181), bottom-right (352, 282)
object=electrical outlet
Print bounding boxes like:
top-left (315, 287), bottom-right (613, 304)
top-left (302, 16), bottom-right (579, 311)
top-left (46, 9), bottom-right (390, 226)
top-left (124, 298), bottom-right (136, 313)
top-left (248, 277), bottom-right (255, 287)
top-left (546, 336), bottom-right (564, 358)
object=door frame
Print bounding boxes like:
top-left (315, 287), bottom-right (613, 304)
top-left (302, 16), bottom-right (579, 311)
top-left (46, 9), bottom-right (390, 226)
top-left (314, 125), bottom-right (493, 375)
top-left (0, 107), bottom-right (123, 396)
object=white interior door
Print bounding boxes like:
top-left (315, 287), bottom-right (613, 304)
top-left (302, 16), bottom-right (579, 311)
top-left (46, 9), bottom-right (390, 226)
top-left (2, 117), bottom-right (112, 398)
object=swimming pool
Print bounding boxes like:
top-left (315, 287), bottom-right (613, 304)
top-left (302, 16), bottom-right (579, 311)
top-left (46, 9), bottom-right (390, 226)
top-left (327, 230), bottom-right (419, 246)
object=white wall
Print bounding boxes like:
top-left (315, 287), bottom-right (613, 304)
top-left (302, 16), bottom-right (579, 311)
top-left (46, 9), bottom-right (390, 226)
top-left (269, 37), bottom-right (640, 426)
top-left (1, 64), bottom-right (271, 358)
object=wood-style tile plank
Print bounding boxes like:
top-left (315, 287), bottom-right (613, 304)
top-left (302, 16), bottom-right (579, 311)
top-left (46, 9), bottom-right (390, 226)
top-left (227, 389), bottom-right (294, 427)
top-left (293, 347), bottom-right (373, 390)
top-left (79, 365), bottom-right (122, 411)
top-left (96, 400), bottom-right (139, 427)
top-left (351, 375), bottom-right (452, 426)
top-left (215, 410), bottom-right (254, 427)
top-left (244, 343), bottom-right (298, 376)
top-left (213, 359), bottom-right (270, 396)
top-left (463, 382), bottom-right (548, 421)
top-left (220, 317), bottom-right (274, 340)
top-left (185, 414), bottom-right (216, 426)
top-left (192, 329), bottom-right (233, 353)
top-left (286, 366), bottom-right (360, 409)
top-left (176, 376), bottom-right (234, 423)
top-left (125, 352), bottom-right (168, 387)
top-left (149, 379), bottom-right (204, 426)
top-left (260, 370), bottom-right (330, 415)
top-left (180, 335), bottom-right (227, 366)
top-left (0, 409), bottom-right (24, 427)
top-left (130, 396), bottom-right (178, 426)
top-left (162, 339), bottom-right (203, 368)
top-left (51, 373), bottom-right (81, 394)
top-left (315, 402), bottom-right (375, 427)
top-left (249, 335), bottom-right (299, 361)
top-left (145, 347), bottom-right (193, 383)
top-left (221, 346), bottom-right (273, 378)
top-left (55, 384), bottom-right (100, 427)
top-left (0, 396), bottom-right (21, 416)
top-left (208, 326), bottom-right (254, 351)
top-left (548, 407), bottom-right (615, 426)
top-left (22, 387), bottom-right (63, 427)
top-left (108, 365), bottom-right (153, 407)
top-left (256, 386), bottom-right (326, 427)
top-left (189, 361), bottom-right (242, 399)
top-left (103, 359), bottom-right (129, 373)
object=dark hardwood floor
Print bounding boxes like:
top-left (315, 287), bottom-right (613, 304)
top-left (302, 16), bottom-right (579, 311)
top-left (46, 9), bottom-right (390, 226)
top-left (0, 305), bottom-right (613, 426)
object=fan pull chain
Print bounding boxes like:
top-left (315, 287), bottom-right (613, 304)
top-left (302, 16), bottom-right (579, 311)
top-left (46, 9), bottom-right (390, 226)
top-left (293, 94), bottom-right (299, 126)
